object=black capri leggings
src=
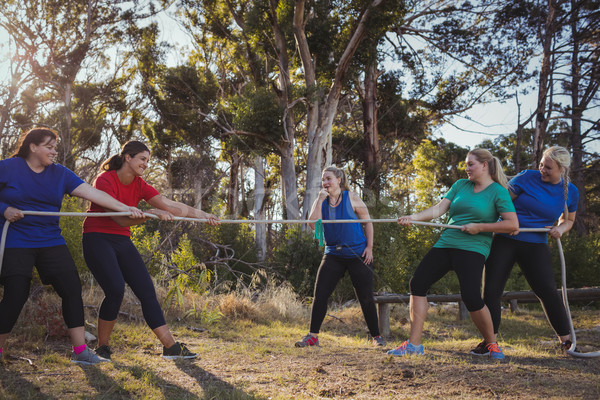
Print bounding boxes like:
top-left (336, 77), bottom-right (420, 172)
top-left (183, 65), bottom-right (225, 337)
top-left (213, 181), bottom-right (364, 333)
top-left (82, 232), bottom-right (166, 329)
top-left (410, 247), bottom-right (486, 312)
top-left (310, 254), bottom-right (380, 337)
top-left (0, 246), bottom-right (84, 333)
top-left (483, 235), bottom-right (570, 336)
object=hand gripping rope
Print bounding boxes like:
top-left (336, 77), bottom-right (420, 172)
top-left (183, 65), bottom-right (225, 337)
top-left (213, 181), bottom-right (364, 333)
top-left (0, 211), bottom-right (598, 358)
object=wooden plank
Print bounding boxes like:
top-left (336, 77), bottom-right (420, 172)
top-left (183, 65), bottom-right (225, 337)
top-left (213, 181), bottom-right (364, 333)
top-left (377, 303), bottom-right (390, 337)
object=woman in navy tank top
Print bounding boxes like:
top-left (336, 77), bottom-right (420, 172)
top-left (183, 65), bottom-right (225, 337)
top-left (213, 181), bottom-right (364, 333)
top-left (295, 166), bottom-right (384, 348)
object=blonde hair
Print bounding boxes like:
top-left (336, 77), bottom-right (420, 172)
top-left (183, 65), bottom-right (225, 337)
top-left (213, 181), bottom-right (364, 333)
top-left (542, 146), bottom-right (571, 218)
top-left (468, 148), bottom-right (509, 188)
top-left (322, 165), bottom-right (351, 191)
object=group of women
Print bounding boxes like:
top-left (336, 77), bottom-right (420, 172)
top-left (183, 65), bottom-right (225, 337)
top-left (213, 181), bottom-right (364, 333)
top-left (0, 127), bottom-right (577, 365)
top-left (0, 128), bottom-right (218, 365)
top-left (298, 147), bottom-right (577, 360)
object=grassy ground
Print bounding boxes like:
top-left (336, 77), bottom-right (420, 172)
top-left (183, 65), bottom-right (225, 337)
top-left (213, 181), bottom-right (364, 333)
top-left (0, 286), bottom-right (598, 399)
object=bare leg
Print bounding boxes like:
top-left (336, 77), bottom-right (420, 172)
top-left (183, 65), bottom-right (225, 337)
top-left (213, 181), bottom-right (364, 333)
top-left (0, 333), bottom-right (9, 349)
top-left (469, 306), bottom-right (497, 344)
top-left (97, 318), bottom-right (117, 347)
top-left (68, 326), bottom-right (86, 348)
top-left (408, 295), bottom-right (428, 346)
top-left (152, 325), bottom-right (176, 348)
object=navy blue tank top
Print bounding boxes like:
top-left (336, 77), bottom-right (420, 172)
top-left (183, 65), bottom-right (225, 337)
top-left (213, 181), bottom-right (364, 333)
top-left (321, 191), bottom-right (367, 258)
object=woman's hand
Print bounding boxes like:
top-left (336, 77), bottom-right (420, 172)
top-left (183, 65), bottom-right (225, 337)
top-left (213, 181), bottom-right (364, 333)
top-left (3, 207), bottom-right (24, 222)
top-left (147, 209), bottom-right (174, 221)
top-left (547, 225), bottom-right (563, 239)
top-left (362, 246), bottom-right (373, 265)
top-left (318, 189), bottom-right (329, 202)
top-left (127, 207), bottom-right (145, 219)
top-left (204, 213), bottom-right (221, 226)
top-left (397, 215), bottom-right (413, 226)
top-left (461, 223), bottom-right (482, 235)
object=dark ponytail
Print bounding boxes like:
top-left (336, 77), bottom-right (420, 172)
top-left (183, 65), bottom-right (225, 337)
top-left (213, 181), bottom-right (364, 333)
top-left (101, 141), bottom-right (150, 171)
top-left (12, 127), bottom-right (58, 158)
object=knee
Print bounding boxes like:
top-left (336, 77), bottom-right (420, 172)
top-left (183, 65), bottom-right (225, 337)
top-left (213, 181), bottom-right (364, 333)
top-left (409, 276), bottom-right (428, 297)
top-left (102, 283), bottom-right (125, 304)
top-left (462, 295), bottom-right (485, 312)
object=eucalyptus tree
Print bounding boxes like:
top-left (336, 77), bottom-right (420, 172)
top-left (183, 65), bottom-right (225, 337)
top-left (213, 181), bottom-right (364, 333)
top-left (0, 0), bottom-right (161, 169)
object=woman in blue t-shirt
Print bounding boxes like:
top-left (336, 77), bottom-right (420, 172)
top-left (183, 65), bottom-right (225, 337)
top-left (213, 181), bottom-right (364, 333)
top-left (471, 146), bottom-right (578, 356)
top-left (388, 149), bottom-right (518, 359)
top-left (295, 166), bottom-right (384, 348)
top-left (0, 127), bottom-right (143, 365)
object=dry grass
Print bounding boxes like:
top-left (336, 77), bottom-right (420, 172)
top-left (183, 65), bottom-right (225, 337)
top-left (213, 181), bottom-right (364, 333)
top-left (1, 283), bottom-right (599, 399)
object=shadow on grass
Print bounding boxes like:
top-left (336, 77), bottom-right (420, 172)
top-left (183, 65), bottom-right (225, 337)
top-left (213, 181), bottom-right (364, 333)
top-left (0, 362), bottom-right (57, 399)
top-left (78, 362), bottom-right (199, 399)
top-left (173, 360), bottom-right (267, 400)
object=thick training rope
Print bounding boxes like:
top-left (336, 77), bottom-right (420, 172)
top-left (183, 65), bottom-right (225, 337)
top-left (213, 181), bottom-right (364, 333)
top-left (0, 211), bottom-right (597, 358)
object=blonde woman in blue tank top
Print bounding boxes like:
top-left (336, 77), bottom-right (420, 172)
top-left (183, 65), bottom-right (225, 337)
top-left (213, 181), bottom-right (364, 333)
top-left (294, 166), bottom-right (385, 348)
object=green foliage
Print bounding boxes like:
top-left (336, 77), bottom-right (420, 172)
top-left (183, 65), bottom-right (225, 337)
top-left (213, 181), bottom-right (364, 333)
top-left (59, 196), bottom-right (88, 274)
top-left (272, 226), bottom-right (323, 298)
top-left (554, 233), bottom-right (600, 288)
top-left (130, 224), bottom-right (163, 275)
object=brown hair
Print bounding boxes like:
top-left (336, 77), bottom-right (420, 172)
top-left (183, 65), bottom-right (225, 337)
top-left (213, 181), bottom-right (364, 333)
top-left (12, 127), bottom-right (58, 158)
top-left (101, 141), bottom-right (150, 171)
top-left (322, 165), bottom-right (351, 191)
top-left (468, 148), bottom-right (509, 188)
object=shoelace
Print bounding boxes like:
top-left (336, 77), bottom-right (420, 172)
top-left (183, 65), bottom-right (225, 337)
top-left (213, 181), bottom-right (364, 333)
top-left (396, 341), bottom-right (408, 351)
top-left (486, 342), bottom-right (501, 355)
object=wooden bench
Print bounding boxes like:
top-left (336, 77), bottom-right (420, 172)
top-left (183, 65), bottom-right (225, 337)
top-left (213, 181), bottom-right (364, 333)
top-left (374, 287), bottom-right (600, 337)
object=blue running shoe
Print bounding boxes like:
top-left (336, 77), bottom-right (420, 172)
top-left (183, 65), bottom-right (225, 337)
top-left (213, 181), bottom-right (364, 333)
top-left (486, 342), bottom-right (504, 359)
top-left (387, 340), bottom-right (424, 356)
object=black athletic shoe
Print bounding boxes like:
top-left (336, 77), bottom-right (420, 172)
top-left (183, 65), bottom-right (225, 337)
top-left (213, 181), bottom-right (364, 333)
top-left (95, 345), bottom-right (113, 361)
top-left (470, 340), bottom-right (488, 356)
top-left (162, 342), bottom-right (197, 360)
top-left (561, 340), bottom-right (574, 355)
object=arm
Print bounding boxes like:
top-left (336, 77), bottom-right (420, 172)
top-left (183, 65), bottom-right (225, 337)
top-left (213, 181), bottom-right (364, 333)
top-left (70, 183), bottom-right (144, 219)
top-left (146, 195), bottom-right (220, 225)
top-left (397, 198), bottom-right (451, 226)
top-left (307, 189), bottom-right (328, 230)
top-left (462, 211), bottom-right (519, 235)
top-left (350, 192), bottom-right (374, 264)
top-left (548, 211), bottom-right (576, 238)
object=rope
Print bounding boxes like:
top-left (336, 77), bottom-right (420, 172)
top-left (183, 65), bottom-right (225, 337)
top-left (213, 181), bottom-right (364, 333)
top-left (0, 210), bottom-right (597, 358)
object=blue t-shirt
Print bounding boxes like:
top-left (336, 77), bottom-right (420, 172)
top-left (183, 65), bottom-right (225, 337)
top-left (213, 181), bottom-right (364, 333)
top-left (322, 191), bottom-right (367, 258)
top-left (498, 170), bottom-right (578, 243)
top-left (0, 157), bottom-right (84, 248)
top-left (434, 179), bottom-right (515, 258)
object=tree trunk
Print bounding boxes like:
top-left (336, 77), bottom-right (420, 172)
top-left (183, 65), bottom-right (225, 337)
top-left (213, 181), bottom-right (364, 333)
top-left (568, 0), bottom-right (587, 236)
top-left (253, 156), bottom-right (267, 262)
top-left (532, 0), bottom-right (557, 168)
top-left (227, 152), bottom-right (241, 217)
top-left (295, 0), bottom-right (383, 218)
top-left (363, 61), bottom-right (381, 203)
top-left (269, 0), bottom-right (300, 220)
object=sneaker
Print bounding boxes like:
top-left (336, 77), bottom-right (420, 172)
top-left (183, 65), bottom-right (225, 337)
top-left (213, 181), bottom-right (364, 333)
top-left (71, 347), bottom-right (108, 365)
top-left (470, 340), bottom-right (488, 356)
top-left (486, 342), bottom-right (505, 359)
top-left (95, 345), bottom-right (113, 361)
top-left (386, 340), bottom-right (424, 356)
top-left (162, 342), bottom-right (197, 360)
top-left (295, 334), bottom-right (319, 348)
top-left (560, 340), bottom-right (574, 356)
top-left (372, 335), bottom-right (386, 347)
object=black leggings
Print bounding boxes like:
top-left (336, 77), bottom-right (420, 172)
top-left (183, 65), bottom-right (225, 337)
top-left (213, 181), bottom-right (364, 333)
top-left (0, 247), bottom-right (85, 334)
top-left (82, 232), bottom-right (166, 329)
top-left (310, 255), bottom-right (380, 337)
top-left (483, 235), bottom-right (570, 336)
top-left (410, 247), bottom-right (486, 312)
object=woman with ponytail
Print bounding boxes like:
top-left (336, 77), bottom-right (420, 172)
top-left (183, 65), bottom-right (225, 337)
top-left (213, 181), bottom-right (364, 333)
top-left (295, 166), bottom-right (385, 348)
top-left (389, 149), bottom-right (518, 359)
top-left (0, 127), bottom-right (143, 365)
top-left (82, 140), bottom-right (219, 361)
top-left (472, 146), bottom-right (578, 356)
